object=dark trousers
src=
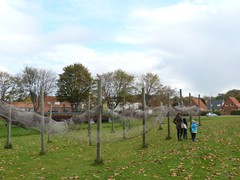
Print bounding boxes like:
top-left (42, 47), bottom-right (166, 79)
top-left (177, 129), bottom-right (182, 140)
top-left (183, 129), bottom-right (187, 139)
top-left (191, 133), bottom-right (197, 142)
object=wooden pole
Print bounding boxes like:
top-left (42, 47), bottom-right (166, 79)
top-left (40, 85), bottom-right (46, 155)
top-left (47, 104), bottom-right (52, 143)
top-left (180, 89), bottom-right (183, 107)
top-left (198, 94), bottom-right (201, 126)
top-left (123, 96), bottom-right (126, 139)
top-left (88, 94), bottom-right (92, 146)
top-left (189, 93), bottom-right (192, 123)
top-left (5, 97), bottom-right (12, 149)
top-left (95, 79), bottom-right (103, 164)
top-left (111, 101), bottom-right (115, 133)
top-left (166, 93), bottom-right (171, 139)
top-left (142, 87), bottom-right (147, 148)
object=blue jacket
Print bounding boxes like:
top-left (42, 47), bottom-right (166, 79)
top-left (191, 121), bottom-right (198, 133)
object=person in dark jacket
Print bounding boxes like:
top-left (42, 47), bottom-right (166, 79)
top-left (173, 113), bottom-right (183, 141)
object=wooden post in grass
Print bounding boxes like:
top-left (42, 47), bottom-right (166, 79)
top-left (189, 93), bottom-right (192, 123)
top-left (180, 89), bottom-right (183, 107)
top-left (88, 93), bottom-right (92, 146)
top-left (142, 87), bottom-right (147, 148)
top-left (111, 101), bottom-right (115, 133)
top-left (47, 104), bottom-right (52, 143)
top-left (5, 96), bottom-right (12, 149)
top-left (95, 79), bottom-right (103, 164)
top-left (40, 85), bottom-right (46, 155)
top-left (122, 96), bottom-right (126, 139)
top-left (166, 93), bottom-right (172, 139)
top-left (180, 89), bottom-right (183, 118)
top-left (198, 94), bottom-right (201, 126)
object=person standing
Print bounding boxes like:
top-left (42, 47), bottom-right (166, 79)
top-left (190, 120), bottom-right (198, 142)
top-left (173, 113), bottom-right (183, 141)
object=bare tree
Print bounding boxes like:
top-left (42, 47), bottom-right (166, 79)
top-left (99, 69), bottom-right (135, 109)
top-left (136, 72), bottom-right (162, 106)
top-left (100, 72), bottom-right (114, 108)
top-left (156, 86), bottom-right (177, 106)
top-left (21, 66), bottom-right (57, 112)
top-left (0, 71), bottom-right (13, 101)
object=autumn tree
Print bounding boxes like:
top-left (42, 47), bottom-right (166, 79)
top-left (99, 69), bottom-right (135, 109)
top-left (136, 72), bottom-right (163, 106)
top-left (20, 66), bottom-right (57, 112)
top-left (218, 89), bottom-right (240, 101)
top-left (56, 63), bottom-right (92, 112)
top-left (155, 86), bottom-right (177, 106)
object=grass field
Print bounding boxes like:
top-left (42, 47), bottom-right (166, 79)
top-left (0, 116), bottom-right (240, 179)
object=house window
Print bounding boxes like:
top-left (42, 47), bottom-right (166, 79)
top-left (55, 102), bottom-right (60, 105)
top-left (225, 103), bottom-right (228, 107)
top-left (230, 103), bottom-right (234, 106)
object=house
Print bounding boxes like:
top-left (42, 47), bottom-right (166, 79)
top-left (207, 99), bottom-right (224, 111)
top-left (44, 96), bottom-right (72, 113)
top-left (12, 101), bottom-right (34, 112)
top-left (191, 97), bottom-right (208, 111)
top-left (12, 96), bottom-right (72, 113)
top-left (221, 96), bottom-right (240, 115)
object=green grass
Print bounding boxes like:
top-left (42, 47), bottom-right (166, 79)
top-left (0, 123), bottom-right (39, 138)
top-left (0, 116), bottom-right (240, 179)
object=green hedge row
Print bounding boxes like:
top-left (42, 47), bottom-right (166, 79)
top-left (230, 110), bottom-right (240, 115)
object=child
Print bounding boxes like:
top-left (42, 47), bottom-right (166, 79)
top-left (190, 120), bottom-right (198, 142)
top-left (182, 118), bottom-right (188, 139)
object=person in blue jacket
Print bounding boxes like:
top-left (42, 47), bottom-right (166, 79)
top-left (190, 120), bottom-right (198, 142)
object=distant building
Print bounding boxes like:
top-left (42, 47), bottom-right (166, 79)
top-left (191, 97), bottom-right (208, 111)
top-left (207, 99), bottom-right (224, 111)
top-left (221, 96), bottom-right (240, 115)
top-left (12, 101), bottom-right (34, 112)
top-left (44, 96), bottom-right (71, 113)
top-left (12, 96), bottom-right (72, 113)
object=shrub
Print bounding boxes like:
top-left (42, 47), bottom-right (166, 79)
top-left (230, 110), bottom-right (240, 115)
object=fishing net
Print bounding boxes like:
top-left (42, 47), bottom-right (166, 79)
top-left (0, 99), bottom-right (200, 142)
top-left (0, 100), bottom-right (68, 134)
top-left (172, 105), bottom-right (200, 116)
top-left (61, 103), bottom-right (200, 142)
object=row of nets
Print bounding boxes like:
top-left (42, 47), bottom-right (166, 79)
top-left (0, 100), bottom-right (200, 142)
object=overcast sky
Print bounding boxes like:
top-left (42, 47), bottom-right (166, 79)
top-left (1, 0), bottom-right (240, 97)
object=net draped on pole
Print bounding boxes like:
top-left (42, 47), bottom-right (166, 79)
top-left (63, 103), bottom-right (200, 141)
top-left (0, 100), bottom-right (200, 142)
top-left (0, 100), bottom-right (68, 134)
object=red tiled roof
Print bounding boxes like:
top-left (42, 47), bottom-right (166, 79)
top-left (12, 102), bottom-right (33, 109)
top-left (229, 96), bottom-right (240, 108)
top-left (12, 96), bottom-right (72, 112)
top-left (192, 97), bottom-right (208, 110)
top-left (45, 96), bottom-right (71, 108)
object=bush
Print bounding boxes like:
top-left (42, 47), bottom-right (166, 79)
top-left (201, 111), bottom-right (208, 116)
top-left (230, 110), bottom-right (240, 115)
